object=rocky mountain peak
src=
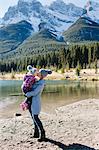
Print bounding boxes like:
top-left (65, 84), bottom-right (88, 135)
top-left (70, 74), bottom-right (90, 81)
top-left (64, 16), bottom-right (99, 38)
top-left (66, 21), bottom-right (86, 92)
top-left (49, 0), bottom-right (83, 17)
top-left (1, 0), bottom-right (99, 33)
top-left (84, 0), bottom-right (99, 11)
top-left (83, 0), bottom-right (99, 23)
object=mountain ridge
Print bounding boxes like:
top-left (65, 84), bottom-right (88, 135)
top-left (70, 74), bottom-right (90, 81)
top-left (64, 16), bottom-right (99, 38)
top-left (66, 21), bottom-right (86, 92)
top-left (0, 20), bottom-right (34, 54)
top-left (0, 0), bottom-right (99, 59)
top-left (1, 0), bottom-right (99, 34)
top-left (0, 0), bottom-right (83, 33)
top-left (63, 17), bottom-right (99, 42)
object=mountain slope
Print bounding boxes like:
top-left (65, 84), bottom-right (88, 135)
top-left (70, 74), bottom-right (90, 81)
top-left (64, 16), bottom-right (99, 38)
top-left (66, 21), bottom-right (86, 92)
top-left (2, 29), bottom-right (66, 59)
top-left (63, 17), bottom-right (99, 42)
top-left (0, 20), bottom-right (33, 54)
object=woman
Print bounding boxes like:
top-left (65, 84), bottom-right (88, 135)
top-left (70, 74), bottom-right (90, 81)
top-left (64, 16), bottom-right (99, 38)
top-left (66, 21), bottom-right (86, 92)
top-left (26, 69), bottom-right (52, 142)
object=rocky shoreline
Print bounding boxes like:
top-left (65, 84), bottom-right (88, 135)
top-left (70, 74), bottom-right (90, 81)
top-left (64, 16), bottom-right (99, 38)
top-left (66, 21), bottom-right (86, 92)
top-left (0, 99), bottom-right (99, 150)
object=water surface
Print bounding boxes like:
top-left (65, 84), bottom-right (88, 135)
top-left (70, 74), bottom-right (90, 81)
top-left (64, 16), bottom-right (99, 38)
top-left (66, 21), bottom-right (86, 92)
top-left (0, 80), bottom-right (99, 118)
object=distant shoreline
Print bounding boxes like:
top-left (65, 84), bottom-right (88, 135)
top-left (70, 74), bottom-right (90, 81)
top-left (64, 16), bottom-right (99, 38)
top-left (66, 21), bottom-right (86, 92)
top-left (0, 69), bottom-right (99, 81)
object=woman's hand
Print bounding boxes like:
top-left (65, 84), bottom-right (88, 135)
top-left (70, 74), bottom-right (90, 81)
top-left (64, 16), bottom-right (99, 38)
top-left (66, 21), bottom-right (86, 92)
top-left (25, 92), bottom-right (31, 98)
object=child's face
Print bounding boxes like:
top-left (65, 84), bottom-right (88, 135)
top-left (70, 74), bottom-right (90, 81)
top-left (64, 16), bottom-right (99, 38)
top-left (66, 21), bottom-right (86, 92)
top-left (34, 70), bottom-right (38, 76)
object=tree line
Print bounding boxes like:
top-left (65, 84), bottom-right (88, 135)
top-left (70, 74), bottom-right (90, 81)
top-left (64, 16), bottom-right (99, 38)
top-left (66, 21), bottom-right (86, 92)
top-left (0, 42), bottom-right (99, 72)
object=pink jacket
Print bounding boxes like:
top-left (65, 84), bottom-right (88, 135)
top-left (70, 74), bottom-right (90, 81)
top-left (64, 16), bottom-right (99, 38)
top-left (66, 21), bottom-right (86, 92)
top-left (21, 74), bottom-right (36, 93)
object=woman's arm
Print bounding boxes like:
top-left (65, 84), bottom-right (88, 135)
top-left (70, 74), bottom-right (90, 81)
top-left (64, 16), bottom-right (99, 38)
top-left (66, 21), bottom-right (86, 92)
top-left (25, 83), bottom-right (45, 97)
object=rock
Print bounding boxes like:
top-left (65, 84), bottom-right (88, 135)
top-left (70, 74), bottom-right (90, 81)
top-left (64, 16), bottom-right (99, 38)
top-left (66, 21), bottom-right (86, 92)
top-left (15, 113), bottom-right (22, 117)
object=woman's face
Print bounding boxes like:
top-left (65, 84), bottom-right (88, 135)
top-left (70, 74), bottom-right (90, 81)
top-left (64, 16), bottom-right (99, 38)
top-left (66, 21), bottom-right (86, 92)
top-left (37, 72), bottom-right (46, 79)
top-left (37, 72), bottom-right (42, 79)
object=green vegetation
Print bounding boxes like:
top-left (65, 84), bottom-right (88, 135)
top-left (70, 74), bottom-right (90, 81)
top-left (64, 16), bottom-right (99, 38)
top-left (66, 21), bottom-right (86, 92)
top-left (63, 17), bottom-right (99, 42)
top-left (1, 17), bottom-right (99, 75)
top-left (76, 62), bottom-right (81, 76)
top-left (0, 42), bottom-right (99, 73)
top-left (0, 20), bottom-right (33, 54)
top-left (0, 28), bottom-right (65, 60)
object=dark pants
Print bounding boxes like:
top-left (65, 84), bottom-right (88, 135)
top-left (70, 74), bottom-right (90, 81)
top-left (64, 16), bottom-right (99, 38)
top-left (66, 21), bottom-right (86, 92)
top-left (33, 115), bottom-right (45, 137)
top-left (27, 97), bottom-right (32, 116)
top-left (28, 100), bottom-right (45, 138)
top-left (25, 97), bottom-right (32, 110)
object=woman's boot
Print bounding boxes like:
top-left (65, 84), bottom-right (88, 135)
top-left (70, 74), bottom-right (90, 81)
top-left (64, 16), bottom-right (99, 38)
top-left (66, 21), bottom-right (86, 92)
top-left (38, 130), bottom-right (47, 142)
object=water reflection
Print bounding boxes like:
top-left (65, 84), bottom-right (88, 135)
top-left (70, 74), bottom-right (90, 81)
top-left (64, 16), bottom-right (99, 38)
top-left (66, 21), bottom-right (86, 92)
top-left (44, 81), bottom-right (99, 99)
top-left (0, 80), bottom-right (99, 117)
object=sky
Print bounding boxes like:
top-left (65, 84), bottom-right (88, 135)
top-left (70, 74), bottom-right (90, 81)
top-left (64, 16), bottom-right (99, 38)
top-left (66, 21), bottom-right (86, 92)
top-left (0, 0), bottom-right (99, 18)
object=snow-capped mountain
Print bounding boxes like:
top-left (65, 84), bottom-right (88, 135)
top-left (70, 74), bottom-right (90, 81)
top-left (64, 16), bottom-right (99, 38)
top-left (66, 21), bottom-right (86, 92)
top-left (83, 0), bottom-right (99, 23)
top-left (0, 18), bottom-right (2, 25)
top-left (1, 0), bottom-right (99, 33)
top-left (0, 18), bottom-right (2, 23)
top-left (49, 0), bottom-right (82, 17)
top-left (1, 0), bottom-right (83, 33)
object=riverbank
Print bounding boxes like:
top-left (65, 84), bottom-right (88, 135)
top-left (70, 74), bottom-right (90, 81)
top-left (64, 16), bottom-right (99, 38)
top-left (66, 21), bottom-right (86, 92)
top-left (0, 69), bottom-right (99, 81)
top-left (0, 99), bottom-right (99, 150)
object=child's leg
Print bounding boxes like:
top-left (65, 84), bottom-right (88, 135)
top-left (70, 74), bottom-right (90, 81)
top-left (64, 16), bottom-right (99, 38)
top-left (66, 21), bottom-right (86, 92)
top-left (25, 97), bottom-right (32, 107)
top-left (26, 97), bottom-right (32, 115)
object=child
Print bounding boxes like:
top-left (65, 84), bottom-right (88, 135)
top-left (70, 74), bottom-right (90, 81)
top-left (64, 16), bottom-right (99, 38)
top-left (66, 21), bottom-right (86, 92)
top-left (25, 69), bottom-right (52, 141)
top-left (20, 65), bottom-right (37, 111)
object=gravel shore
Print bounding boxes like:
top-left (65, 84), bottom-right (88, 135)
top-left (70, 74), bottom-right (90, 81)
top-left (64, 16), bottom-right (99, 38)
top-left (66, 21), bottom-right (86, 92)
top-left (0, 99), bottom-right (99, 150)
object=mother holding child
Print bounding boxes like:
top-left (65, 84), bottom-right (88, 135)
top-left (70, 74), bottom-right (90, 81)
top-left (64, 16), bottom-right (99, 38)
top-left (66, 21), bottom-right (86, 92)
top-left (20, 65), bottom-right (52, 142)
